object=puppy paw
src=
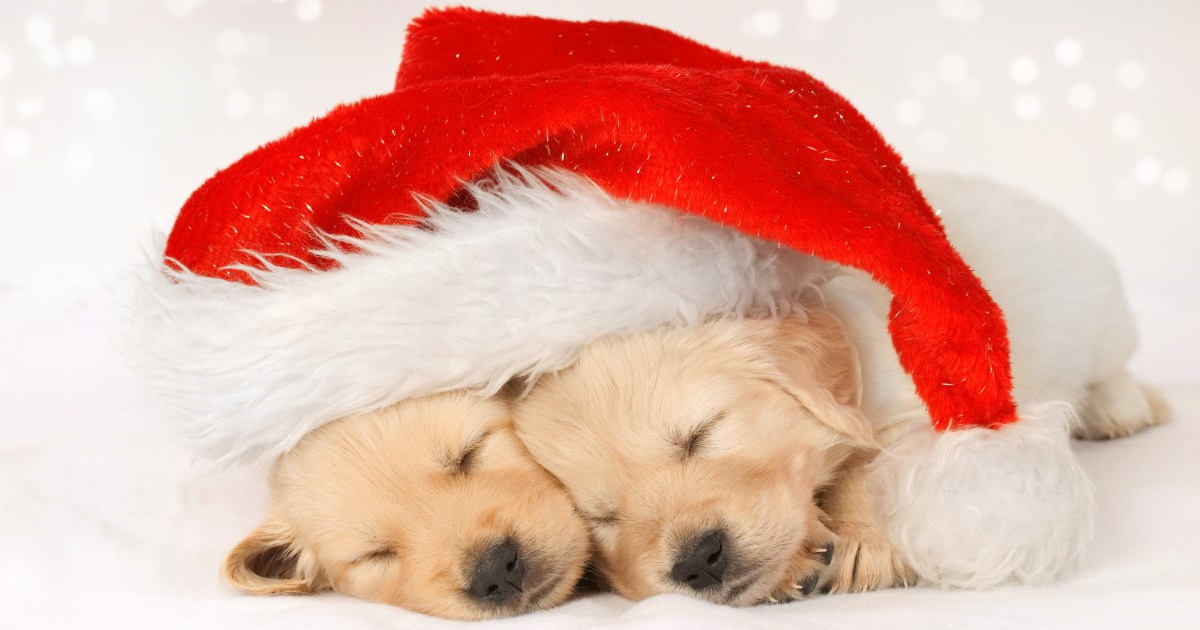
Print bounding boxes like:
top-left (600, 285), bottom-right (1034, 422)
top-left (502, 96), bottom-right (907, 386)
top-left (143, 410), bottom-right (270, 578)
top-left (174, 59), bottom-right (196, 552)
top-left (1075, 372), bottom-right (1169, 440)
top-left (766, 511), bottom-right (838, 604)
top-left (825, 521), bottom-right (916, 594)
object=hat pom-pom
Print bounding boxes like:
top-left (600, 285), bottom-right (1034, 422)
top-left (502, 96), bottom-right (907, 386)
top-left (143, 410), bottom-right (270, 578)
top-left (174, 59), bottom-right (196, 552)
top-left (869, 402), bottom-right (1094, 588)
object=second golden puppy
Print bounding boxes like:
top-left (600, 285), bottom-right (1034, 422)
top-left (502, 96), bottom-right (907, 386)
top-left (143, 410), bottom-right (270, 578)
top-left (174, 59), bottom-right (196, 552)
top-left (225, 391), bottom-right (590, 620)
top-left (513, 312), bottom-right (884, 605)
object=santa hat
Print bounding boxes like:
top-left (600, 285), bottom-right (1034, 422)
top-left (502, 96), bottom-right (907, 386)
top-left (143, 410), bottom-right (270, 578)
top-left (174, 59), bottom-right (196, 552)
top-left (129, 9), bottom-right (1092, 591)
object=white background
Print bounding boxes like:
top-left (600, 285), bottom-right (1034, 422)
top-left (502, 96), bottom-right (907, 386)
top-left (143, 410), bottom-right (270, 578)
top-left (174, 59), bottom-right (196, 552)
top-left (1, 0), bottom-right (1197, 381)
top-left (2, 3), bottom-right (1199, 629)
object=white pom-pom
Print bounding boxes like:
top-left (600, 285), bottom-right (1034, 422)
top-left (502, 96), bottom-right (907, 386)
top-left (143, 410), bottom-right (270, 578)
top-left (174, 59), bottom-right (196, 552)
top-left (868, 403), bottom-right (1094, 588)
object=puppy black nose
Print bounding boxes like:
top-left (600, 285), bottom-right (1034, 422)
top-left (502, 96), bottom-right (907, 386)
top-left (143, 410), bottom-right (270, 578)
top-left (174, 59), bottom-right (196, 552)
top-left (468, 540), bottom-right (525, 602)
top-left (671, 530), bottom-right (729, 590)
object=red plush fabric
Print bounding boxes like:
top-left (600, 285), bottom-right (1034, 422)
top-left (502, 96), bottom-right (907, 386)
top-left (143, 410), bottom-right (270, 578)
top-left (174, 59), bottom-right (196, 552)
top-left (162, 8), bottom-right (1016, 431)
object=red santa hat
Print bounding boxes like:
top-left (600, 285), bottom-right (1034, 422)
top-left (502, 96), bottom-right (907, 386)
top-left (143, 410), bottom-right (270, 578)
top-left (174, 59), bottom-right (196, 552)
top-left (130, 8), bottom-right (1091, 592)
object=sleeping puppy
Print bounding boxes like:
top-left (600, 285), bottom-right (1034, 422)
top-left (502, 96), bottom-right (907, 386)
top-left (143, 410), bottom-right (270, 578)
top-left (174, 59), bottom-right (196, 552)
top-left (512, 313), bottom-right (878, 605)
top-left (513, 172), bottom-right (1167, 605)
top-left (224, 391), bottom-right (590, 620)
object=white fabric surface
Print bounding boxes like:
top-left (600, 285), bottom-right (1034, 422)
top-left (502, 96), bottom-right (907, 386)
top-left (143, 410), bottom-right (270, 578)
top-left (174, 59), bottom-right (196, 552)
top-left (2, 273), bottom-right (1197, 629)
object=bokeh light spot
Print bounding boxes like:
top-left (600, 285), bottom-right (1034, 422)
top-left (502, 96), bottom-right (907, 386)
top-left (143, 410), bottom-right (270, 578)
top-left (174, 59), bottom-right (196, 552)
top-left (1054, 38), bottom-right (1083, 66)
top-left (26, 13), bottom-right (54, 47)
top-left (805, 0), bottom-right (838, 22)
top-left (742, 9), bottom-right (783, 38)
top-left (1011, 56), bottom-right (1038, 84)
top-left (295, 0), bottom-right (322, 23)
top-left (1133, 157), bottom-right (1162, 186)
top-left (66, 37), bottom-right (97, 66)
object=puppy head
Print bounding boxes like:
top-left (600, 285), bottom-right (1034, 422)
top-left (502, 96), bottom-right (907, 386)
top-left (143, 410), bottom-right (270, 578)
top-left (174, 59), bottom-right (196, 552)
top-left (224, 392), bottom-right (590, 620)
top-left (514, 312), bottom-right (872, 605)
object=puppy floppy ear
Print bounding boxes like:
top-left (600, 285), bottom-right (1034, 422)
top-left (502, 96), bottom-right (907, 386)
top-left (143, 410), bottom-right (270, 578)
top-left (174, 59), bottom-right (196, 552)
top-left (224, 515), bottom-right (326, 595)
top-left (767, 310), bottom-right (876, 449)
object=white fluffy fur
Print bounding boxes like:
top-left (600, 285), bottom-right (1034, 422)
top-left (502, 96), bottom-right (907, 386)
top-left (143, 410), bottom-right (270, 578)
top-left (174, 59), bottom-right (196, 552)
top-left (823, 172), bottom-right (1141, 587)
top-left (127, 167), bottom-right (826, 464)
top-left (868, 404), bottom-right (1093, 588)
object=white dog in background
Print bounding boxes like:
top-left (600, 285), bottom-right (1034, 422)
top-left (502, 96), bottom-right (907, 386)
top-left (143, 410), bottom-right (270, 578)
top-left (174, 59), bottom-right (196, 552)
top-left (513, 172), bottom-right (1168, 604)
top-left (841, 172), bottom-right (1166, 444)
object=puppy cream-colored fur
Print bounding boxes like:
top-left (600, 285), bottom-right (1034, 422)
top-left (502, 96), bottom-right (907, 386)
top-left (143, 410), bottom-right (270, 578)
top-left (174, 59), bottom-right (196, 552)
top-left (514, 172), bottom-right (1166, 602)
top-left (515, 312), bottom-right (876, 604)
top-left (224, 391), bottom-right (590, 620)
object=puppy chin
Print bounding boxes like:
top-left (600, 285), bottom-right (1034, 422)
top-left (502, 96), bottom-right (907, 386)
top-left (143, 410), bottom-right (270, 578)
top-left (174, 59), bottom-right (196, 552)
top-left (714, 575), bottom-right (779, 607)
top-left (667, 556), bottom-right (791, 607)
top-left (518, 551), bottom-right (590, 613)
top-left (729, 550), bottom-right (802, 606)
top-left (612, 538), bottom-right (798, 607)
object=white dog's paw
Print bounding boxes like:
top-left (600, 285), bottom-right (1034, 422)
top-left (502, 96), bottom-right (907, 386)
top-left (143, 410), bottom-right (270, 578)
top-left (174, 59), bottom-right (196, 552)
top-left (1075, 371), bottom-right (1169, 440)
top-left (826, 521), bottom-right (917, 594)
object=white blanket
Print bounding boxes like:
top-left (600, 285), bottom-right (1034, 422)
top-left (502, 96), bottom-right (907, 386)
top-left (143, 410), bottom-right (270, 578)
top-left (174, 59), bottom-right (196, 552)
top-left (2, 274), bottom-right (1197, 629)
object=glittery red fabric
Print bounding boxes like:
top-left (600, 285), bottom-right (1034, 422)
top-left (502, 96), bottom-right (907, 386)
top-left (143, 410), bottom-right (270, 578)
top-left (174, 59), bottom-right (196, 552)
top-left (162, 8), bottom-right (1016, 431)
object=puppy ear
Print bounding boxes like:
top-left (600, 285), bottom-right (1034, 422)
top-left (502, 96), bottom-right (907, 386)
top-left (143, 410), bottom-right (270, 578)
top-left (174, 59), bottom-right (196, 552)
top-left (224, 515), bottom-right (326, 595)
top-left (768, 310), bottom-right (876, 449)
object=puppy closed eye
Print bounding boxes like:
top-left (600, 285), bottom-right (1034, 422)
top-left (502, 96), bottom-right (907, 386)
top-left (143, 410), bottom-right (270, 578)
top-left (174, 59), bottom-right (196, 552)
top-left (352, 547), bottom-right (397, 565)
top-left (581, 509), bottom-right (620, 527)
top-left (670, 412), bottom-right (725, 460)
top-left (448, 432), bottom-right (491, 475)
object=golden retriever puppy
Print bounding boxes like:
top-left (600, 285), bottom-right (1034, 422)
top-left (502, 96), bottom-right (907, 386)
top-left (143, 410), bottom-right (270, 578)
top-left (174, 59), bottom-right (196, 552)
top-left (224, 391), bottom-right (591, 620)
top-left (513, 311), bottom-right (895, 605)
